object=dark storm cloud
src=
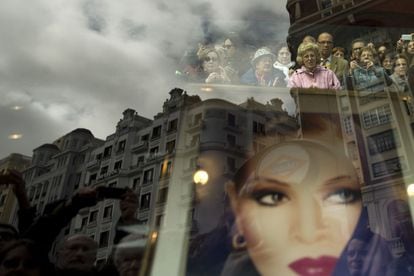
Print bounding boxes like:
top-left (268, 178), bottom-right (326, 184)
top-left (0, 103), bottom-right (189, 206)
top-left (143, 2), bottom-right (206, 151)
top-left (0, 0), bottom-right (289, 157)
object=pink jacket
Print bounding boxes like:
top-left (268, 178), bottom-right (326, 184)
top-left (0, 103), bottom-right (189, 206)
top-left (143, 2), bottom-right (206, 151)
top-left (288, 65), bottom-right (341, 90)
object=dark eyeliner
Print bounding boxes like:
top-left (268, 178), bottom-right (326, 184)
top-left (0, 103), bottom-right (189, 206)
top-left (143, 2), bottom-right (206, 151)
top-left (250, 189), bottom-right (286, 206)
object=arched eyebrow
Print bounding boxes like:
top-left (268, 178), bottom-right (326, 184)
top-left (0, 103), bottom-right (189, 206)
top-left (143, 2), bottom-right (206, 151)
top-left (240, 176), bottom-right (292, 195)
top-left (246, 176), bottom-right (291, 188)
top-left (324, 175), bottom-right (356, 186)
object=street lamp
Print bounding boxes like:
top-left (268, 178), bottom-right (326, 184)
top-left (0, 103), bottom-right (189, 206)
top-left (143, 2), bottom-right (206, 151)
top-left (193, 169), bottom-right (209, 185)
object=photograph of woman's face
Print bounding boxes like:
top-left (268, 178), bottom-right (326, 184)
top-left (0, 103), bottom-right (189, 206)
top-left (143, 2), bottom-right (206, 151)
top-left (230, 142), bottom-right (362, 276)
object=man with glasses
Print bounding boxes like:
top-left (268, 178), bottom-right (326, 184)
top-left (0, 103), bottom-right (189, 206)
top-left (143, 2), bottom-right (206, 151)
top-left (317, 32), bottom-right (349, 85)
top-left (350, 39), bottom-right (366, 63)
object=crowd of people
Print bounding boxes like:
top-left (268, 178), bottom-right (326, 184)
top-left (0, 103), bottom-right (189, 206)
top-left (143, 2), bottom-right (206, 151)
top-left (0, 169), bottom-right (146, 276)
top-left (177, 31), bottom-right (414, 97)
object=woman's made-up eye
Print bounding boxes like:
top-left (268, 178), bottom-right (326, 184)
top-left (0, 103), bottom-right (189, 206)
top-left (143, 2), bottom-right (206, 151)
top-left (325, 188), bottom-right (361, 204)
top-left (252, 190), bottom-right (289, 206)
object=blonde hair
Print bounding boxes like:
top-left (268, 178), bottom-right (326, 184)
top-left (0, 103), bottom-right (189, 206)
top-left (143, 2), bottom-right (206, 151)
top-left (296, 42), bottom-right (320, 66)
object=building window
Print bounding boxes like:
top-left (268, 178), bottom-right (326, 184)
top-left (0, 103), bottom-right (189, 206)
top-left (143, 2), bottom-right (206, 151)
top-left (108, 182), bottom-right (117, 187)
top-left (227, 157), bottom-right (236, 172)
top-left (372, 157), bottom-right (405, 178)
top-left (227, 113), bottom-right (236, 127)
top-left (114, 160), bottom-right (123, 171)
top-left (190, 134), bottom-right (200, 147)
top-left (103, 205), bottom-right (113, 219)
top-left (81, 216), bottom-right (88, 227)
top-left (193, 113), bottom-right (202, 126)
top-left (362, 105), bottom-right (392, 129)
top-left (73, 173), bottom-right (81, 190)
top-left (96, 153), bottom-right (102, 161)
top-left (253, 121), bottom-right (266, 135)
top-left (81, 217), bottom-right (88, 228)
top-left (227, 134), bottom-right (236, 147)
top-left (99, 231), bottom-right (110, 248)
top-left (143, 169), bottom-right (154, 184)
top-left (132, 177), bottom-right (140, 190)
top-left (89, 173), bottom-right (97, 185)
top-left (137, 156), bottom-right (144, 166)
top-left (149, 146), bottom-right (159, 158)
top-left (165, 140), bottom-right (175, 154)
top-left (156, 214), bottom-right (164, 227)
top-left (140, 193), bottom-right (151, 209)
top-left (167, 119), bottom-right (178, 132)
top-left (367, 129), bottom-right (399, 155)
top-left (100, 166), bottom-right (108, 176)
top-left (89, 210), bottom-right (98, 223)
top-left (157, 187), bottom-right (169, 203)
top-left (141, 134), bottom-right (149, 142)
top-left (160, 161), bottom-right (172, 179)
top-left (117, 140), bottom-right (126, 152)
top-left (103, 146), bottom-right (112, 158)
top-left (151, 125), bottom-right (162, 139)
top-left (343, 116), bottom-right (353, 135)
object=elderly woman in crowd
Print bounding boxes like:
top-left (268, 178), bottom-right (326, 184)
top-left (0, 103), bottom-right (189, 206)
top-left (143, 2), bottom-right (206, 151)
top-left (391, 56), bottom-right (411, 93)
top-left (288, 42), bottom-right (341, 89)
top-left (273, 44), bottom-right (295, 83)
top-left (198, 48), bottom-right (234, 84)
top-left (241, 47), bottom-right (286, 87)
top-left (349, 46), bottom-right (393, 93)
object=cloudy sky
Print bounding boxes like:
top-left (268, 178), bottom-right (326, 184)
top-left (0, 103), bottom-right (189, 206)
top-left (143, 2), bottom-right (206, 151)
top-left (1, 0), bottom-right (290, 158)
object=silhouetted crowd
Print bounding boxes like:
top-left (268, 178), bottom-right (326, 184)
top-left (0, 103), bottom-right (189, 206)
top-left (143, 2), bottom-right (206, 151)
top-left (0, 169), bottom-right (146, 276)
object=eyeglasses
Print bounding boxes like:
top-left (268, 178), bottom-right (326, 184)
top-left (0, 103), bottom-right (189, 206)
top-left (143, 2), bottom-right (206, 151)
top-left (223, 44), bottom-right (233, 49)
top-left (203, 56), bottom-right (218, 62)
top-left (396, 63), bottom-right (407, 66)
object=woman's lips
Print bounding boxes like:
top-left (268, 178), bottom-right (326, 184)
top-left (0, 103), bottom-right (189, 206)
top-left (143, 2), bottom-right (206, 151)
top-left (289, 256), bottom-right (338, 276)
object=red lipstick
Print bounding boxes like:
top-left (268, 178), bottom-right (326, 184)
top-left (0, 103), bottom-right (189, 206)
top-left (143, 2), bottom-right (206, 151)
top-left (289, 256), bottom-right (338, 276)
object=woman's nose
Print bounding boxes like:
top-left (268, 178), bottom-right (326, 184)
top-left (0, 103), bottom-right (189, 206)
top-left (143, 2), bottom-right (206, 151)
top-left (291, 197), bottom-right (325, 243)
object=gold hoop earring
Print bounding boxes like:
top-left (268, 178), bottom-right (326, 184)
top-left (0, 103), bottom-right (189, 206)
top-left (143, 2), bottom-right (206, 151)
top-left (232, 233), bottom-right (247, 250)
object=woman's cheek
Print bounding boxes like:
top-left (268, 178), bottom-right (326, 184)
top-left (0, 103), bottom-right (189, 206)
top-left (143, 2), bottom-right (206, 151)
top-left (238, 202), bottom-right (267, 249)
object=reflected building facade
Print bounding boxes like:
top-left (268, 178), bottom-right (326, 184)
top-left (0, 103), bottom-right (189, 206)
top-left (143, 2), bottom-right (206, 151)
top-left (7, 88), bottom-right (296, 263)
